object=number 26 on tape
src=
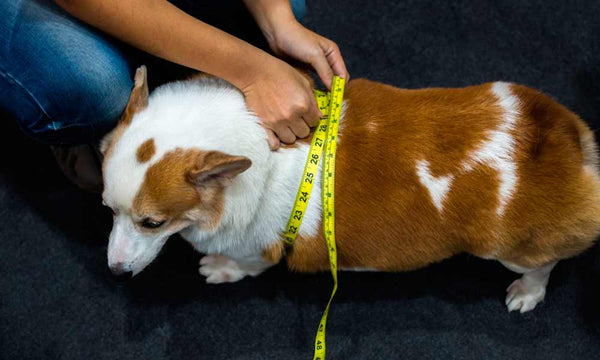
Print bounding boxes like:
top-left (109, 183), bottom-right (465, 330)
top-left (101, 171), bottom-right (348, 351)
top-left (312, 153), bottom-right (320, 163)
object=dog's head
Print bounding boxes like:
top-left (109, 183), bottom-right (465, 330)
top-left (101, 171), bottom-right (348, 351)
top-left (100, 67), bottom-right (253, 278)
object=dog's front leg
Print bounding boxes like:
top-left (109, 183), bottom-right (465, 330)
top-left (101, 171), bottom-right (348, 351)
top-left (198, 253), bottom-right (274, 284)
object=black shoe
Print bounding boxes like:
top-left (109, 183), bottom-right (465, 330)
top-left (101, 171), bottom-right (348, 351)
top-left (50, 144), bottom-right (103, 193)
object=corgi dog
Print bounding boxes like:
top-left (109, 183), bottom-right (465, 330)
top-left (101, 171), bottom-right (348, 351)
top-left (101, 66), bottom-right (600, 313)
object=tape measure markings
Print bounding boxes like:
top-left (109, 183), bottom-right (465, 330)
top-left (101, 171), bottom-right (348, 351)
top-left (313, 76), bottom-right (344, 360)
top-left (283, 89), bottom-right (331, 245)
top-left (282, 76), bottom-right (345, 360)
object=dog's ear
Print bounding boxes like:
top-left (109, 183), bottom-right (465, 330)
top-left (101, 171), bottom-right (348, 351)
top-left (121, 65), bottom-right (149, 125)
top-left (186, 151), bottom-right (252, 187)
top-left (100, 66), bottom-right (149, 156)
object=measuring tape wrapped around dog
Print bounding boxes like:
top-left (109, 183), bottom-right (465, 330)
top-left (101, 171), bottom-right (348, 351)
top-left (284, 76), bottom-right (345, 360)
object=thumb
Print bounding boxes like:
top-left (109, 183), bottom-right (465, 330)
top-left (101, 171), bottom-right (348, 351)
top-left (310, 53), bottom-right (335, 90)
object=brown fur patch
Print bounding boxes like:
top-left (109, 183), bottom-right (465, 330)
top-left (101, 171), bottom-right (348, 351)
top-left (262, 241), bottom-right (285, 264)
top-left (136, 138), bottom-right (156, 163)
top-left (132, 148), bottom-right (225, 230)
top-left (286, 79), bottom-right (600, 272)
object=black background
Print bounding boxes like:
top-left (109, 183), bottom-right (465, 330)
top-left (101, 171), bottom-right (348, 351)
top-left (2, 0), bottom-right (600, 359)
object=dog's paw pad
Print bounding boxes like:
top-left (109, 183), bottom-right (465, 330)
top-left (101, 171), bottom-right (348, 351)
top-left (505, 279), bottom-right (546, 313)
top-left (199, 254), bottom-right (246, 284)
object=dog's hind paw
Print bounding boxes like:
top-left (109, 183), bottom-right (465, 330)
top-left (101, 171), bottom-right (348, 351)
top-left (505, 278), bottom-right (546, 313)
top-left (199, 254), bottom-right (247, 284)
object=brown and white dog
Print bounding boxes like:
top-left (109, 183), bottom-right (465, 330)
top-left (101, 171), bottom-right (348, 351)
top-left (101, 66), bottom-right (600, 313)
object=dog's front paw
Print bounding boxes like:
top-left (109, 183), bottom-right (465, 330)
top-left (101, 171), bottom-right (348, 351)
top-left (505, 278), bottom-right (546, 313)
top-left (199, 254), bottom-right (247, 284)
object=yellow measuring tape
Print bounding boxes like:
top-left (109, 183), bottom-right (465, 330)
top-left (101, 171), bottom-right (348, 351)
top-left (284, 76), bottom-right (345, 360)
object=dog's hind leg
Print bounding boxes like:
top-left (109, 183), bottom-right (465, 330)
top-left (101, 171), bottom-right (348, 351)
top-left (500, 260), bottom-right (557, 313)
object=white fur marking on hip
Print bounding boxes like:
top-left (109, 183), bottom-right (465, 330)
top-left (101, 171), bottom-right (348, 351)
top-left (462, 82), bottom-right (519, 216)
top-left (415, 82), bottom-right (519, 216)
top-left (416, 159), bottom-right (454, 212)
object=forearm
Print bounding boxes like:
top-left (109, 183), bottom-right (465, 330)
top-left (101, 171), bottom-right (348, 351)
top-left (54, 0), bottom-right (272, 89)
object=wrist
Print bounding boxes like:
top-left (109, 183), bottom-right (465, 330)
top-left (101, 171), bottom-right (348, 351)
top-left (268, 16), bottom-right (302, 50)
top-left (229, 51), bottom-right (282, 92)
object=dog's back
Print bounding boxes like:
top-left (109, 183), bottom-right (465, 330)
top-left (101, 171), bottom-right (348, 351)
top-left (287, 79), bottom-right (600, 272)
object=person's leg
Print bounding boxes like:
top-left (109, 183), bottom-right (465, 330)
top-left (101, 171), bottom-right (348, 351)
top-left (0, 0), bottom-right (133, 145)
top-left (0, 0), bottom-right (136, 191)
top-left (290, 0), bottom-right (306, 24)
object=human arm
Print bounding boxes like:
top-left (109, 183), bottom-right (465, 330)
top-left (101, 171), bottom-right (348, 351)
top-left (54, 0), bottom-right (321, 149)
top-left (243, 0), bottom-right (350, 89)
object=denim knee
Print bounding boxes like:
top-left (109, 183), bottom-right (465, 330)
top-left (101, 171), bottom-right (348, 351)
top-left (290, 0), bottom-right (306, 24)
top-left (0, 0), bottom-right (133, 145)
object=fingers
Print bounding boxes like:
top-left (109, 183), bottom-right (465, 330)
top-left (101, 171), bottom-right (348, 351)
top-left (311, 52), bottom-right (335, 89)
top-left (259, 96), bottom-right (320, 151)
top-left (266, 110), bottom-right (315, 151)
top-left (278, 89), bottom-right (321, 143)
top-left (273, 116), bottom-right (309, 146)
top-left (290, 118), bottom-right (310, 139)
top-left (273, 124), bottom-right (296, 144)
top-left (305, 95), bottom-right (323, 127)
top-left (313, 39), bottom-right (350, 89)
top-left (265, 129), bottom-right (280, 151)
top-left (324, 41), bottom-right (349, 81)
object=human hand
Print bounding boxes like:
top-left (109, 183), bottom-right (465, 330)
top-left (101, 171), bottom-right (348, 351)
top-left (241, 57), bottom-right (322, 150)
top-left (267, 20), bottom-right (349, 89)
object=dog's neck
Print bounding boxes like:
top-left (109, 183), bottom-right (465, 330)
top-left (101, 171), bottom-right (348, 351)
top-left (178, 144), bottom-right (323, 258)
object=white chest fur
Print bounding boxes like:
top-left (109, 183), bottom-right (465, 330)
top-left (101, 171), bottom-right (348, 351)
top-left (180, 142), bottom-right (323, 259)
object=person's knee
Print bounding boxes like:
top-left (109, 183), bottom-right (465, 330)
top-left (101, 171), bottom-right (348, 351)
top-left (2, 59), bottom-right (133, 145)
top-left (290, 0), bottom-right (306, 24)
top-left (0, 0), bottom-right (133, 145)
top-left (56, 53), bottom-right (134, 140)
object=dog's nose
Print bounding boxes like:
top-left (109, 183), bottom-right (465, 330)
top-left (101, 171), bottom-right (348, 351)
top-left (110, 268), bottom-right (133, 282)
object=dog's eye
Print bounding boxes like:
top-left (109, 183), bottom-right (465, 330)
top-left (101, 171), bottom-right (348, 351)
top-left (141, 218), bottom-right (165, 229)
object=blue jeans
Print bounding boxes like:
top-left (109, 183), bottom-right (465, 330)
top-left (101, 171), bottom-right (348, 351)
top-left (0, 0), bottom-right (306, 145)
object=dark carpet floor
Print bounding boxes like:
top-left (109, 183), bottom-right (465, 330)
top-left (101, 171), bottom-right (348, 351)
top-left (3, 0), bottom-right (600, 359)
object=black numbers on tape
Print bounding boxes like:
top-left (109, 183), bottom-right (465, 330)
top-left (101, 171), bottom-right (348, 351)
top-left (315, 137), bottom-right (323, 147)
top-left (289, 226), bottom-right (297, 234)
top-left (305, 172), bottom-right (314, 184)
top-left (293, 210), bottom-right (303, 220)
top-left (310, 154), bottom-right (319, 165)
top-left (299, 191), bottom-right (309, 203)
